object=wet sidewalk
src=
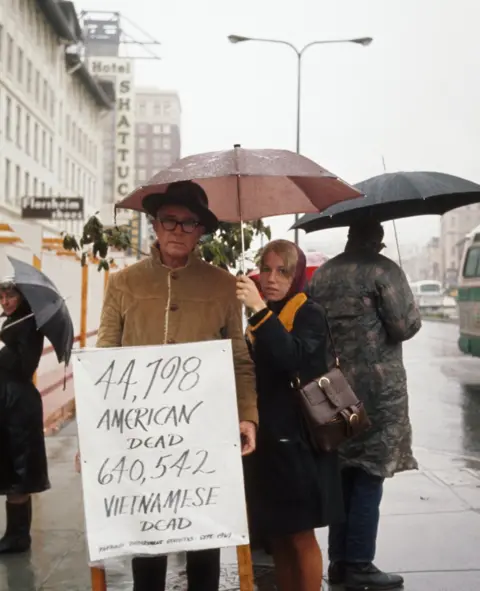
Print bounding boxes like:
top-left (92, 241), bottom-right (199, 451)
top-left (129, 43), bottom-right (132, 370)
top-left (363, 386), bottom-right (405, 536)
top-left (2, 320), bottom-right (480, 590)
top-left (2, 422), bottom-right (480, 590)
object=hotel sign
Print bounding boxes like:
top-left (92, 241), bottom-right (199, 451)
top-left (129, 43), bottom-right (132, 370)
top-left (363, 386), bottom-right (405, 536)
top-left (88, 58), bottom-right (135, 208)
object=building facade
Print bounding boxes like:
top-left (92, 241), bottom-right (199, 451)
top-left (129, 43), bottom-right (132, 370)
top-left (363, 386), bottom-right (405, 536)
top-left (0, 0), bottom-right (113, 234)
top-left (440, 204), bottom-right (480, 286)
top-left (134, 87), bottom-right (181, 185)
top-left (134, 88), bottom-right (181, 251)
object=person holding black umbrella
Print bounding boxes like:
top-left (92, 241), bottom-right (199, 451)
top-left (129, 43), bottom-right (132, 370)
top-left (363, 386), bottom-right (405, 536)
top-left (0, 258), bottom-right (74, 555)
top-left (307, 220), bottom-right (421, 591)
top-left (0, 279), bottom-right (50, 554)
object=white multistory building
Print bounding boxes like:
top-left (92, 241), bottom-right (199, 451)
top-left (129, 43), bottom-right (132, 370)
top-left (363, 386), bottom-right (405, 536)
top-left (0, 0), bottom-right (113, 235)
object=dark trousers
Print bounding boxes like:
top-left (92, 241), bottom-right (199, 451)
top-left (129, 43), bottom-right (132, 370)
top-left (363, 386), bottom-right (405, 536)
top-left (132, 548), bottom-right (221, 591)
top-left (328, 466), bottom-right (384, 564)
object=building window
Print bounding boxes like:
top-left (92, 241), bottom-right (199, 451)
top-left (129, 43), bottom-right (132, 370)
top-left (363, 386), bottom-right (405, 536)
top-left (58, 147), bottom-right (62, 181)
top-left (15, 165), bottom-right (20, 203)
top-left (4, 159), bottom-right (11, 203)
top-left (152, 137), bottom-right (161, 150)
top-left (59, 101), bottom-right (63, 134)
top-left (162, 137), bottom-right (171, 150)
top-left (153, 124), bottom-right (162, 134)
top-left (41, 182), bottom-right (45, 197)
top-left (66, 114), bottom-right (70, 141)
top-left (24, 171), bottom-right (29, 197)
top-left (137, 153), bottom-right (147, 166)
top-left (17, 47), bottom-right (23, 83)
top-left (34, 123), bottom-right (39, 161)
top-left (65, 157), bottom-right (69, 187)
top-left (7, 35), bottom-right (13, 73)
top-left (138, 137), bottom-right (147, 149)
top-left (33, 177), bottom-right (37, 197)
top-left (35, 70), bottom-right (40, 103)
top-left (156, 153), bottom-right (171, 168)
top-left (163, 124), bottom-right (171, 134)
top-left (15, 104), bottom-right (21, 147)
top-left (49, 136), bottom-right (53, 171)
top-left (137, 168), bottom-right (147, 182)
top-left (41, 130), bottom-right (46, 166)
top-left (153, 102), bottom-right (161, 116)
top-left (138, 101), bottom-right (146, 116)
top-left (5, 96), bottom-right (12, 140)
top-left (42, 79), bottom-right (48, 111)
top-left (25, 114), bottom-right (30, 154)
top-left (26, 59), bottom-right (32, 93)
top-left (138, 124), bottom-right (148, 134)
top-left (50, 90), bottom-right (55, 119)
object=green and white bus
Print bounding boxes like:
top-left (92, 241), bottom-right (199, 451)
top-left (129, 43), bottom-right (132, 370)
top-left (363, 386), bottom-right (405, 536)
top-left (458, 224), bottom-right (480, 356)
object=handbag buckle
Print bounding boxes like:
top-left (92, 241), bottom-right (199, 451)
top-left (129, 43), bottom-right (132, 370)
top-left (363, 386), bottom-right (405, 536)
top-left (318, 377), bottom-right (330, 388)
top-left (349, 413), bottom-right (359, 425)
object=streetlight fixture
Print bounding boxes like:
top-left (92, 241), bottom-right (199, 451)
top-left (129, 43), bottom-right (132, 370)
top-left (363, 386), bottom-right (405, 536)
top-left (228, 33), bottom-right (373, 244)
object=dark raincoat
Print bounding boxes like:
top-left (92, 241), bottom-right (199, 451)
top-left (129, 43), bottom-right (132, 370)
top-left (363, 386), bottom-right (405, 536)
top-left (0, 302), bottom-right (50, 495)
top-left (307, 249), bottom-right (422, 479)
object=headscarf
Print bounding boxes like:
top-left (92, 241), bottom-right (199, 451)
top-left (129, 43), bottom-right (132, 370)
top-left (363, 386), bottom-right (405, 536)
top-left (267, 243), bottom-right (307, 314)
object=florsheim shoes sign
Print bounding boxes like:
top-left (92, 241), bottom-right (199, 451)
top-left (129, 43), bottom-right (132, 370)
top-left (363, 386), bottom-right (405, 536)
top-left (21, 197), bottom-right (84, 221)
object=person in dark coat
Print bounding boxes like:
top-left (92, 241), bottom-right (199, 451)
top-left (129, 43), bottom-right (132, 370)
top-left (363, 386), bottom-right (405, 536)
top-left (0, 279), bottom-right (50, 554)
top-left (236, 239), bottom-right (344, 591)
top-left (307, 220), bottom-right (421, 591)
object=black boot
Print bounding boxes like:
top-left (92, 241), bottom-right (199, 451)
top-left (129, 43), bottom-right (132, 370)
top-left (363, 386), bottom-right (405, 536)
top-left (0, 499), bottom-right (32, 554)
top-left (345, 563), bottom-right (404, 590)
top-left (328, 561), bottom-right (347, 584)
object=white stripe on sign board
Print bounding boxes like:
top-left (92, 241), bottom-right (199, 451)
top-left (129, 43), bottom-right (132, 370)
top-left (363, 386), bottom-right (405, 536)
top-left (72, 339), bottom-right (249, 563)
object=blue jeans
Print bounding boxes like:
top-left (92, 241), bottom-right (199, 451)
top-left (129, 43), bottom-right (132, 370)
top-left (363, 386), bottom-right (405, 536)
top-left (328, 467), bottom-right (384, 564)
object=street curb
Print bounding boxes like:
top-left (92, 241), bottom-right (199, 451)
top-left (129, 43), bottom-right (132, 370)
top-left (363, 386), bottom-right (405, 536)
top-left (44, 398), bottom-right (76, 436)
top-left (421, 316), bottom-right (458, 325)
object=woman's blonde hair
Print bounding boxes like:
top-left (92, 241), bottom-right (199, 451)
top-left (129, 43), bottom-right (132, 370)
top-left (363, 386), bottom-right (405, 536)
top-left (259, 239), bottom-right (298, 278)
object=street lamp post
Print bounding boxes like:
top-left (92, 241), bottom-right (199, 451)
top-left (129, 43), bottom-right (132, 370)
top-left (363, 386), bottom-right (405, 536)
top-left (228, 34), bottom-right (373, 245)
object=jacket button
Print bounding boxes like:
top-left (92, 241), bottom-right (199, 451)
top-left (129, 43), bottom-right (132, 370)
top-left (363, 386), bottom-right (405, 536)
top-left (167, 338), bottom-right (176, 344)
top-left (171, 272), bottom-right (178, 280)
top-left (170, 304), bottom-right (178, 312)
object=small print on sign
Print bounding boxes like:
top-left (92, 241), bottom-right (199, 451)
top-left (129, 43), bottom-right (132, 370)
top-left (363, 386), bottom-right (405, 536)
top-left (72, 340), bottom-right (249, 563)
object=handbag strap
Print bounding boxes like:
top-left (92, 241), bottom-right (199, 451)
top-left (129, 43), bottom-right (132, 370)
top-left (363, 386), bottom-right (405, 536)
top-left (322, 309), bottom-right (341, 369)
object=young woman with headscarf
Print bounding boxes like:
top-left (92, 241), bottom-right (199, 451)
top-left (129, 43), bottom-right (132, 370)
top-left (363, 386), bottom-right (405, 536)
top-left (236, 239), bottom-right (344, 591)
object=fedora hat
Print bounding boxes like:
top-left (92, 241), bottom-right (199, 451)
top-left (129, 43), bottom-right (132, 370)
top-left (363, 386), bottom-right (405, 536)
top-left (142, 181), bottom-right (219, 234)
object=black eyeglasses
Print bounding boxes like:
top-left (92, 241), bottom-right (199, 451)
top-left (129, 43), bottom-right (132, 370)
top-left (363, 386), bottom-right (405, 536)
top-left (157, 217), bottom-right (201, 234)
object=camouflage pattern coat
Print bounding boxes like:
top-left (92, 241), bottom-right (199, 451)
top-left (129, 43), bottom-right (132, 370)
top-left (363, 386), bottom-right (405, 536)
top-left (307, 248), bottom-right (422, 478)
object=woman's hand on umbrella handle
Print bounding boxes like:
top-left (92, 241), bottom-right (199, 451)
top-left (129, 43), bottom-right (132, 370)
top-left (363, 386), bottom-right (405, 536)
top-left (236, 275), bottom-right (266, 313)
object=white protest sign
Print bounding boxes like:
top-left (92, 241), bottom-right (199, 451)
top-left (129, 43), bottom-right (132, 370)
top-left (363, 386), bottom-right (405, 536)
top-left (73, 340), bottom-right (249, 563)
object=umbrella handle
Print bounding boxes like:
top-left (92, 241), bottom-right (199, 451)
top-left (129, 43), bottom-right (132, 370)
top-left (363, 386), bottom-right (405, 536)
top-left (0, 313), bottom-right (35, 332)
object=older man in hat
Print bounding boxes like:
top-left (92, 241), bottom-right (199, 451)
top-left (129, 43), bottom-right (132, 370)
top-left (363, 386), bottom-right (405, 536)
top-left (307, 220), bottom-right (421, 591)
top-left (95, 180), bottom-right (258, 591)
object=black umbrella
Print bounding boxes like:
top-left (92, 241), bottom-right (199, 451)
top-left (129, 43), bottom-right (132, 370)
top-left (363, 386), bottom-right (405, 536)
top-left (292, 171), bottom-right (480, 233)
top-left (7, 256), bottom-right (74, 365)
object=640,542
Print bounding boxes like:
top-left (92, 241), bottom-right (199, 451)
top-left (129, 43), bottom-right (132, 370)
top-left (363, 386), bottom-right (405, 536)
top-left (97, 450), bottom-right (216, 486)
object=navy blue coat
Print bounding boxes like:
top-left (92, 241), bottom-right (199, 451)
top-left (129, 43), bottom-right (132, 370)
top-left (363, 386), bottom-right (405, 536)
top-left (243, 297), bottom-right (344, 541)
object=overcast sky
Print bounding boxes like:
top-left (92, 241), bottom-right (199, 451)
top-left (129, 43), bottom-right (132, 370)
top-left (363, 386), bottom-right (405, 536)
top-left (81, 0), bottom-right (480, 255)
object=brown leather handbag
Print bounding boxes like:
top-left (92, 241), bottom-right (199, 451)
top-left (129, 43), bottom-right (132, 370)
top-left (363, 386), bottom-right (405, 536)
top-left (294, 316), bottom-right (371, 453)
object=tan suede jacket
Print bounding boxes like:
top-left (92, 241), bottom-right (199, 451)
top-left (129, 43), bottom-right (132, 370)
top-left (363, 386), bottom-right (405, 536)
top-left (96, 246), bottom-right (258, 424)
